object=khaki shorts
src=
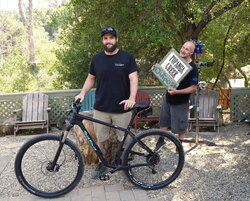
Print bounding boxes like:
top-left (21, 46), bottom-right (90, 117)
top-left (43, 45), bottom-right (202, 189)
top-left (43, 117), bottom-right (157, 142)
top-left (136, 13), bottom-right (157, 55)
top-left (93, 110), bottom-right (132, 142)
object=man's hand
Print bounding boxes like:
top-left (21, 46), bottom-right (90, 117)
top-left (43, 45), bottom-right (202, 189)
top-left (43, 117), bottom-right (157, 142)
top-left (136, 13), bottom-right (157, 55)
top-left (168, 88), bottom-right (178, 95)
top-left (150, 64), bottom-right (157, 71)
top-left (75, 94), bottom-right (85, 102)
top-left (119, 99), bottom-right (136, 110)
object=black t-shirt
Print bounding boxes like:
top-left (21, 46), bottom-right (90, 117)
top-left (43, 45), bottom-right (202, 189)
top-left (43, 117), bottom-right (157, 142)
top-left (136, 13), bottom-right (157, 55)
top-left (166, 61), bottom-right (198, 105)
top-left (89, 50), bottom-right (138, 113)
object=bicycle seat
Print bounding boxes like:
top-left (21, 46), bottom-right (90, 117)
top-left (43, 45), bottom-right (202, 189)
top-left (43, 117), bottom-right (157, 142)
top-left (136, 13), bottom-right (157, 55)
top-left (134, 102), bottom-right (150, 113)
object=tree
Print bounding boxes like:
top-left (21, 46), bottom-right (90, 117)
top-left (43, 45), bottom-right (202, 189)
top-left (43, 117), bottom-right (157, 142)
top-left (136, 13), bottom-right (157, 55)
top-left (155, 0), bottom-right (245, 42)
top-left (0, 7), bottom-right (60, 93)
top-left (55, 0), bottom-right (247, 88)
top-left (198, 2), bottom-right (249, 88)
top-left (18, 0), bottom-right (35, 63)
top-left (0, 12), bottom-right (30, 93)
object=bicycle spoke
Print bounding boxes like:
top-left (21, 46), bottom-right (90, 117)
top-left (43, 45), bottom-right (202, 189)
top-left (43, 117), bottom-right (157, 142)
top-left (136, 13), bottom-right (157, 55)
top-left (15, 134), bottom-right (84, 198)
top-left (123, 129), bottom-right (184, 189)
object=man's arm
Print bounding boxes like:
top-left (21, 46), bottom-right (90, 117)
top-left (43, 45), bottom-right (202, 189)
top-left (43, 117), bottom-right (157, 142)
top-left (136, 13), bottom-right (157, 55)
top-left (75, 73), bottom-right (96, 102)
top-left (129, 71), bottom-right (138, 101)
top-left (168, 85), bottom-right (197, 95)
top-left (120, 71), bottom-right (138, 110)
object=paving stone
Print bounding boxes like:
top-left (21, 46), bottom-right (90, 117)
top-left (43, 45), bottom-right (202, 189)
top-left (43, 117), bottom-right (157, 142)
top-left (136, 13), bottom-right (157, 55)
top-left (78, 187), bottom-right (92, 196)
top-left (91, 185), bottom-right (105, 193)
top-left (132, 189), bottom-right (148, 197)
top-left (91, 186), bottom-right (106, 201)
top-left (119, 190), bottom-right (136, 201)
top-left (92, 196), bottom-right (107, 201)
top-left (105, 190), bottom-right (120, 200)
top-left (73, 195), bottom-right (92, 201)
top-left (104, 184), bottom-right (124, 192)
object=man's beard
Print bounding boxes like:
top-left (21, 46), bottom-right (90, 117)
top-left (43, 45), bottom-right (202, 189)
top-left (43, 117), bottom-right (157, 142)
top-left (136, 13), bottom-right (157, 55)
top-left (104, 43), bottom-right (117, 52)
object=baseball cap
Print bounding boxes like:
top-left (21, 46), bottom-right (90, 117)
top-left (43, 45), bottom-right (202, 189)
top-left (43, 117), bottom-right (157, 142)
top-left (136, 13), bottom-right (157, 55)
top-left (101, 26), bottom-right (117, 37)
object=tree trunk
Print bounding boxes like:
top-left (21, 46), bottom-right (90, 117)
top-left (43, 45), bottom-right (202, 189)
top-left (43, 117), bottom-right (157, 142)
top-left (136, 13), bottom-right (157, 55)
top-left (222, 73), bottom-right (232, 88)
top-left (212, 13), bottom-right (236, 89)
top-left (18, 0), bottom-right (35, 63)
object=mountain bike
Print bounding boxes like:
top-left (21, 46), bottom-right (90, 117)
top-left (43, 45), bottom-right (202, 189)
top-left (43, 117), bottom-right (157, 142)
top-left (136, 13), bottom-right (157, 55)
top-left (14, 99), bottom-right (185, 198)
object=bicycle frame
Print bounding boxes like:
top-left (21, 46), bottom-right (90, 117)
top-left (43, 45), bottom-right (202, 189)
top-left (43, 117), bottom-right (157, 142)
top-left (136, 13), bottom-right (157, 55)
top-left (70, 112), bottom-right (131, 168)
top-left (56, 106), bottom-right (155, 174)
top-left (15, 101), bottom-right (185, 196)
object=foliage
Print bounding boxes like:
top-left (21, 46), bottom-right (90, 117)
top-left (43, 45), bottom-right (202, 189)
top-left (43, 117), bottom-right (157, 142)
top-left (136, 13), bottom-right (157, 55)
top-left (0, 10), bottom-right (59, 93)
top-left (54, 0), bottom-right (177, 88)
top-left (197, 1), bottom-right (249, 87)
top-left (0, 0), bottom-right (248, 93)
top-left (55, 0), bottom-right (248, 88)
top-left (0, 49), bottom-right (30, 93)
top-left (0, 12), bottom-right (28, 93)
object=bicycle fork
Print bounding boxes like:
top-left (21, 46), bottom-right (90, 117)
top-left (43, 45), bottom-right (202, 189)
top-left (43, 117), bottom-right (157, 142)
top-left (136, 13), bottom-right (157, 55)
top-left (47, 125), bottom-right (73, 172)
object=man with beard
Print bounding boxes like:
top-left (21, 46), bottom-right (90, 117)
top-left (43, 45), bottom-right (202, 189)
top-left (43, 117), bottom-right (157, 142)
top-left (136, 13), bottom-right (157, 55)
top-left (152, 41), bottom-right (198, 150)
top-left (75, 26), bottom-right (138, 179)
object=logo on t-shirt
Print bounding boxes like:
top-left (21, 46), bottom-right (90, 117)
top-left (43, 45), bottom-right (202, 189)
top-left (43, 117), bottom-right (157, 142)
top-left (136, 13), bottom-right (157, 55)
top-left (115, 63), bottom-right (125, 67)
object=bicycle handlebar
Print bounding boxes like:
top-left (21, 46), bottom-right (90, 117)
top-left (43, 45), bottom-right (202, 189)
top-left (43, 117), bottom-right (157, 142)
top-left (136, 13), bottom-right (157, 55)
top-left (72, 99), bottom-right (82, 114)
top-left (68, 99), bottom-right (151, 129)
top-left (71, 99), bottom-right (151, 118)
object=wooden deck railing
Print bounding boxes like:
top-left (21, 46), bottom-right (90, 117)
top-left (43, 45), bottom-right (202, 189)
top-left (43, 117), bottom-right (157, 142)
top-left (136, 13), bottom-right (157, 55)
top-left (0, 86), bottom-right (249, 124)
top-left (0, 87), bottom-right (165, 125)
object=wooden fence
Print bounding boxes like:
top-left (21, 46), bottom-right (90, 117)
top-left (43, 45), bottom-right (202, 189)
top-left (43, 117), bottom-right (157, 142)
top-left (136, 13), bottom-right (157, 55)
top-left (0, 86), bottom-right (165, 125)
top-left (0, 86), bottom-right (248, 124)
top-left (230, 87), bottom-right (250, 122)
top-left (0, 89), bottom-right (82, 125)
top-left (215, 88), bottom-right (230, 110)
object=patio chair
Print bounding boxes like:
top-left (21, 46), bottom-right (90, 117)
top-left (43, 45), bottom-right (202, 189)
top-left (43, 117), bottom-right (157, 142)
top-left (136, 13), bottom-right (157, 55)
top-left (13, 92), bottom-right (51, 136)
top-left (133, 90), bottom-right (160, 129)
top-left (79, 91), bottom-right (95, 112)
top-left (189, 90), bottom-right (222, 133)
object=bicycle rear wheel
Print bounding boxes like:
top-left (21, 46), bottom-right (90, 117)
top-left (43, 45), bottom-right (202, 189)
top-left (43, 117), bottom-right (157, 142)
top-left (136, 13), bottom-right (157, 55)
top-left (15, 134), bottom-right (84, 198)
top-left (123, 129), bottom-right (184, 190)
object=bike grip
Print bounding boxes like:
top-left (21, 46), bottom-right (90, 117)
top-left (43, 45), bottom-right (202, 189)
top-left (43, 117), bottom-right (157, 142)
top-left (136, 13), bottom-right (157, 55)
top-left (75, 98), bottom-right (81, 104)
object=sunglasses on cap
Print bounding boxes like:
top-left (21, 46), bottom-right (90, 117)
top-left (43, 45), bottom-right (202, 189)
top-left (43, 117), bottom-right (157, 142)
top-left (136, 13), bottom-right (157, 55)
top-left (101, 26), bottom-right (117, 37)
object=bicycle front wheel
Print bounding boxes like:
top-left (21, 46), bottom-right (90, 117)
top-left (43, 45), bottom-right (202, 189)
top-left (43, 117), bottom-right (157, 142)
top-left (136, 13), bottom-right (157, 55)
top-left (123, 129), bottom-right (184, 190)
top-left (15, 134), bottom-right (84, 198)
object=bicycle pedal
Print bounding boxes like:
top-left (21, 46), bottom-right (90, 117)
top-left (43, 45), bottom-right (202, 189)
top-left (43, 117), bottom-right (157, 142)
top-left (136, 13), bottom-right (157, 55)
top-left (127, 157), bottom-right (134, 161)
top-left (99, 172), bottom-right (111, 181)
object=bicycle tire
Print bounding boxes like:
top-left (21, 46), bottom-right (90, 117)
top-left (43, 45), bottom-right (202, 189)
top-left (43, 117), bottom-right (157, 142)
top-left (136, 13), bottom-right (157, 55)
top-left (123, 129), bottom-right (184, 190)
top-left (15, 134), bottom-right (84, 198)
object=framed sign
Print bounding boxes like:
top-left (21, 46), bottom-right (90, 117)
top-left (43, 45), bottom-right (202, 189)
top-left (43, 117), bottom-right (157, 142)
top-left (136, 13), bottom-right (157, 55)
top-left (152, 48), bottom-right (192, 89)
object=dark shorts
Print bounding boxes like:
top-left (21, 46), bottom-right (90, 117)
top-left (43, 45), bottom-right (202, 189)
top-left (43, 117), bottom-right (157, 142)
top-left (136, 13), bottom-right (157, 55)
top-left (159, 97), bottom-right (189, 134)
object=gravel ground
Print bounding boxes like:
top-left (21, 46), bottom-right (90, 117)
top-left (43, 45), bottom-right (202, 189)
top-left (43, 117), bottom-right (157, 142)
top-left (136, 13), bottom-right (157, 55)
top-left (0, 122), bottom-right (249, 201)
